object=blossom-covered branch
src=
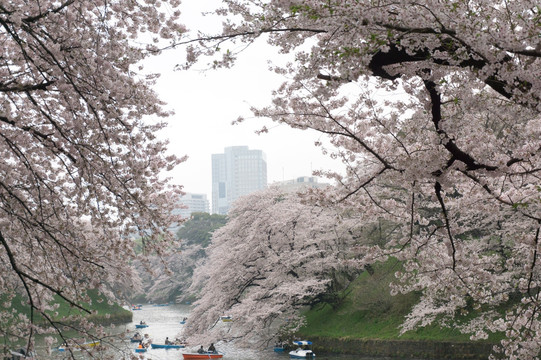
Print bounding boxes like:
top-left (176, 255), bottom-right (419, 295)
top-left (182, 1), bottom-right (541, 358)
top-left (0, 0), bottom-right (185, 355)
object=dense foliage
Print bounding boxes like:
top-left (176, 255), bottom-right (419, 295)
top-left (181, 1), bottom-right (541, 358)
top-left (0, 0), bottom-right (184, 356)
top-left (134, 213), bottom-right (227, 303)
top-left (176, 212), bottom-right (228, 248)
top-left (185, 187), bottom-right (362, 347)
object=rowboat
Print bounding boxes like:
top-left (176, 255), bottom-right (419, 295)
top-left (134, 347), bottom-right (147, 353)
top-left (57, 340), bottom-right (101, 352)
top-left (289, 340), bottom-right (315, 358)
top-left (219, 315), bottom-right (232, 322)
top-left (9, 349), bottom-right (37, 359)
top-left (181, 352), bottom-right (223, 359)
top-left (150, 343), bottom-right (185, 349)
top-left (130, 334), bottom-right (143, 343)
top-left (135, 324), bottom-right (149, 329)
top-left (81, 341), bottom-right (100, 348)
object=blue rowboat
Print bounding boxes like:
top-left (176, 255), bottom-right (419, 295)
top-left (135, 324), bottom-right (149, 329)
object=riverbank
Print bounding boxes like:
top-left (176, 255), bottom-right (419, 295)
top-left (53, 307), bottom-right (133, 327)
top-left (7, 289), bottom-right (132, 328)
top-left (297, 259), bottom-right (500, 359)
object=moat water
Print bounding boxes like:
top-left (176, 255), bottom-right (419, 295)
top-left (35, 303), bottom-right (417, 359)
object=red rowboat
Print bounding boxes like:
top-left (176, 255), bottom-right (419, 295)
top-left (182, 352), bottom-right (224, 359)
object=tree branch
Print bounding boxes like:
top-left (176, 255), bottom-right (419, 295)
top-left (368, 43), bottom-right (514, 100)
top-left (434, 181), bottom-right (456, 270)
top-left (0, 229), bottom-right (91, 315)
top-left (422, 78), bottom-right (501, 172)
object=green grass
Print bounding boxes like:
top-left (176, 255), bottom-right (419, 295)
top-left (2, 290), bottom-right (131, 352)
top-left (299, 259), bottom-right (502, 343)
top-left (52, 289), bottom-right (127, 317)
top-left (4, 289), bottom-right (131, 326)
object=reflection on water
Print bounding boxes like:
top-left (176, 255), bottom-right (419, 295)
top-left (37, 304), bottom-right (404, 360)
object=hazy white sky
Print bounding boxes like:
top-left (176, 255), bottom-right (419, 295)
top-left (145, 0), bottom-right (344, 197)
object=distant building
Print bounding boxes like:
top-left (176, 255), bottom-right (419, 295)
top-left (212, 146), bottom-right (267, 214)
top-left (272, 176), bottom-right (330, 192)
top-left (177, 193), bottom-right (209, 218)
top-left (169, 193), bottom-right (209, 233)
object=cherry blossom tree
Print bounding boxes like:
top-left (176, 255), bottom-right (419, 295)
top-left (185, 186), bottom-right (362, 347)
top-left (134, 242), bottom-right (205, 303)
top-left (0, 0), bottom-right (184, 356)
top-left (180, 1), bottom-right (541, 358)
top-left (131, 213), bottom-right (227, 303)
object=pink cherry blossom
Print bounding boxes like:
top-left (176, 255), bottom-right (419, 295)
top-left (0, 0), bottom-right (184, 355)
top-left (181, 1), bottom-right (541, 358)
top-left (185, 186), bottom-right (363, 347)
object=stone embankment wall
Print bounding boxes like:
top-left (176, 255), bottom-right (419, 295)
top-left (310, 336), bottom-right (496, 359)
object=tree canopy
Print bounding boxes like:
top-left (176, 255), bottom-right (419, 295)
top-left (185, 187), bottom-right (361, 347)
top-left (181, 1), bottom-right (541, 358)
top-left (0, 0), bottom-right (184, 355)
top-left (132, 212), bottom-right (228, 304)
top-left (176, 212), bottom-right (228, 247)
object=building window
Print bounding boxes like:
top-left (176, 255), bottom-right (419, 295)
top-left (219, 182), bottom-right (226, 198)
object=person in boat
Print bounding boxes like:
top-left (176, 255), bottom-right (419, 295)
top-left (139, 320), bottom-right (146, 325)
top-left (208, 343), bottom-right (216, 353)
top-left (174, 337), bottom-right (186, 345)
top-left (197, 345), bottom-right (205, 354)
top-left (132, 332), bottom-right (142, 341)
top-left (137, 341), bottom-right (144, 349)
top-left (164, 337), bottom-right (171, 345)
top-left (142, 333), bottom-right (151, 348)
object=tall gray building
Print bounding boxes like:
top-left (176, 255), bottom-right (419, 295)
top-left (212, 146), bottom-right (267, 214)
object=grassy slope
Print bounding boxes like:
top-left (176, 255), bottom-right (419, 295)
top-left (8, 289), bottom-right (131, 326)
top-left (299, 259), bottom-right (501, 343)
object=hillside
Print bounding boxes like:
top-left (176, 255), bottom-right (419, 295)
top-left (297, 259), bottom-right (502, 358)
top-left (7, 289), bottom-right (132, 327)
